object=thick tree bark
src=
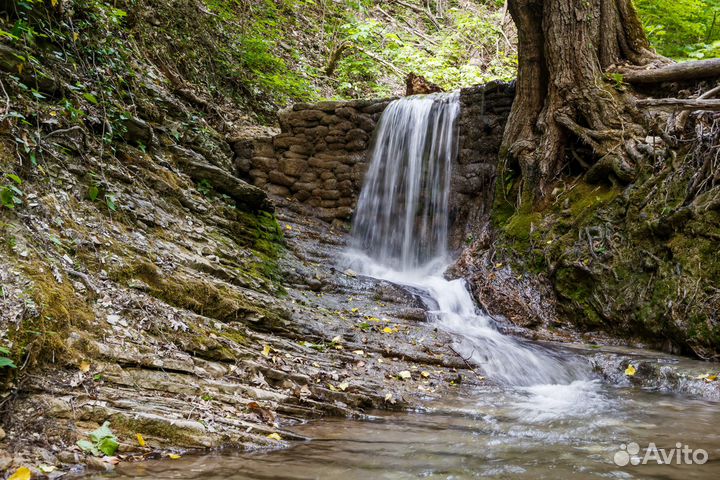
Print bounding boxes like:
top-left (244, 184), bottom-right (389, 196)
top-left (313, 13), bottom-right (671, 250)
top-left (501, 0), bottom-right (664, 204)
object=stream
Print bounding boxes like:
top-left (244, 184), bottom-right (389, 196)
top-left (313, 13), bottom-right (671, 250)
top-left (92, 93), bottom-right (719, 479)
top-left (93, 384), bottom-right (719, 479)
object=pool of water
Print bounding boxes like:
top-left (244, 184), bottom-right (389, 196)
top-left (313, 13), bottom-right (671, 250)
top-left (94, 381), bottom-right (720, 480)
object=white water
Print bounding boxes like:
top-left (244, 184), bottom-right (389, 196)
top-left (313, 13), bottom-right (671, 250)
top-left (346, 92), bottom-right (599, 407)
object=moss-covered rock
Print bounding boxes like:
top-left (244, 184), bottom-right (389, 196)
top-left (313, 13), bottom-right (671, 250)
top-left (486, 166), bottom-right (720, 357)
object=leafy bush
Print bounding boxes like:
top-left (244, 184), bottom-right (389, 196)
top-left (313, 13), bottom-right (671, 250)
top-left (635, 0), bottom-right (720, 59)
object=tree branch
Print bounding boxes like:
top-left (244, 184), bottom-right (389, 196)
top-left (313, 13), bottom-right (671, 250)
top-left (675, 84), bottom-right (720, 130)
top-left (636, 98), bottom-right (720, 111)
top-left (620, 58), bottom-right (720, 84)
top-left (391, 0), bottom-right (441, 30)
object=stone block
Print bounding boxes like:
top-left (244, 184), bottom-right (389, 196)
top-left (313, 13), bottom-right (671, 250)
top-left (268, 171), bottom-right (296, 187)
top-left (279, 158), bottom-right (308, 177)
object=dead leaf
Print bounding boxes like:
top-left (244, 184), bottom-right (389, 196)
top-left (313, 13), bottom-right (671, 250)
top-left (420, 371), bottom-right (430, 378)
top-left (79, 360), bottom-right (91, 373)
top-left (337, 381), bottom-right (349, 391)
top-left (261, 345), bottom-right (271, 358)
top-left (39, 465), bottom-right (57, 474)
top-left (267, 432), bottom-right (282, 441)
top-left (8, 467), bottom-right (31, 480)
top-left (247, 401), bottom-right (277, 424)
top-left (398, 370), bottom-right (412, 380)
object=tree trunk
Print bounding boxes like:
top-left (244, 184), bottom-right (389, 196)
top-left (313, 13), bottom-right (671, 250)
top-left (501, 0), bottom-right (664, 205)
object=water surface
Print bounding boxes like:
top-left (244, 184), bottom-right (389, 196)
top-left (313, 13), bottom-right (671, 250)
top-left (97, 384), bottom-right (720, 479)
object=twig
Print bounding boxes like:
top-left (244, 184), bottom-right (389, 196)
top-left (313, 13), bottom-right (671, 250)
top-left (675, 83), bottom-right (720, 131)
top-left (0, 77), bottom-right (11, 120)
top-left (392, 0), bottom-right (441, 30)
top-left (448, 344), bottom-right (485, 379)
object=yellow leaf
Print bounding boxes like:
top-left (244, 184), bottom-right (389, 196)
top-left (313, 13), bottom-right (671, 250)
top-left (337, 381), bottom-right (349, 391)
top-left (285, 225), bottom-right (292, 230)
top-left (382, 327), bottom-right (393, 334)
top-left (8, 467), bottom-right (31, 480)
top-left (79, 360), bottom-right (91, 373)
top-left (267, 433), bottom-right (282, 441)
top-left (351, 308), bottom-right (359, 313)
top-left (136, 433), bottom-right (146, 447)
top-left (705, 374), bottom-right (717, 383)
top-left (625, 365), bottom-right (636, 376)
top-left (17, 63), bottom-right (24, 75)
top-left (398, 370), bottom-right (412, 380)
top-left (261, 345), bottom-right (271, 358)
top-left (420, 371), bottom-right (430, 378)
top-left (51, 0), bottom-right (58, 6)
top-left (73, 32), bottom-right (79, 42)
top-left (168, 454), bottom-right (181, 460)
top-left (328, 383), bottom-right (337, 391)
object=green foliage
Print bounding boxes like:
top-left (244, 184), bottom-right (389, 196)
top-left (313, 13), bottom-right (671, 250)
top-left (197, 179), bottom-right (214, 197)
top-left (635, 0), bottom-right (720, 59)
top-left (1, 173), bottom-right (24, 210)
top-left (0, 346), bottom-right (17, 369)
top-left (332, 2), bottom-right (515, 97)
top-left (77, 421), bottom-right (119, 457)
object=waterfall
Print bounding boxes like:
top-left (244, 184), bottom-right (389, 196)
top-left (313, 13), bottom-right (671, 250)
top-left (351, 93), bottom-right (459, 270)
top-left (346, 93), bottom-right (589, 387)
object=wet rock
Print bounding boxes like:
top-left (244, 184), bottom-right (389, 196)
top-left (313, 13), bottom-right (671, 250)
top-left (306, 277), bottom-right (323, 292)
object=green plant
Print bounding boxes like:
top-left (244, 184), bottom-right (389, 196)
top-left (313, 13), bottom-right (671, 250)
top-left (1, 174), bottom-right (24, 209)
top-left (77, 422), bottom-right (119, 456)
top-left (635, 0), bottom-right (720, 59)
top-left (0, 346), bottom-right (17, 369)
top-left (197, 179), bottom-right (214, 197)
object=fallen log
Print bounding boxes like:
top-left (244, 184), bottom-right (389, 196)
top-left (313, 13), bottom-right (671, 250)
top-left (635, 98), bottom-right (720, 111)
top-left (621, 58), bottom-right (720, 84)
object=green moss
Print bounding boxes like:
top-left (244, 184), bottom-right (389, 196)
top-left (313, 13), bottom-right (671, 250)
top-left (502, 212), bottom-right (542, 241)
top-left (10, 259), bottom-right (96, 369)
top-left (111, 260), bottom-right (289, 331)
top-left (110, 415), bottom-right (206, 447)
top-left (554, 267), bottom-right (604, 328)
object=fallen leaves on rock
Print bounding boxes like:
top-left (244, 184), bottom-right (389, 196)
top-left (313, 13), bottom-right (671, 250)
top-left (8, 467), bottom-right (31, 480)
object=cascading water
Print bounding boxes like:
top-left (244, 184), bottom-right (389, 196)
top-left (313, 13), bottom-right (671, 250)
top-left (351, 93), bottom-right (458, 270)
top-left (346, 93), bottom-right (590, 387)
